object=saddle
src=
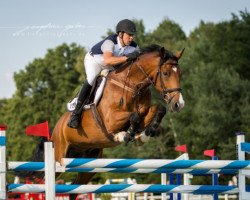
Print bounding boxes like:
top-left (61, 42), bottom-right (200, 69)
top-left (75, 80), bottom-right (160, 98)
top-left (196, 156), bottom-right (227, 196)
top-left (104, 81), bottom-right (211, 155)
top-left (67, 69), bottom-right (110, 112)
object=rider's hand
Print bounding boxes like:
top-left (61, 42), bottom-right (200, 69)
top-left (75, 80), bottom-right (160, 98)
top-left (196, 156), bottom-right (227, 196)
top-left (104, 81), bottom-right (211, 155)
top-left (126, 51), bottom-right (140, 62)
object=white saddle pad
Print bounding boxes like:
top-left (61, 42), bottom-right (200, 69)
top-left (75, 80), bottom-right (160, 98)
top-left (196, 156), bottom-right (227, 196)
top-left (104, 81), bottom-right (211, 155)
top-left (67, 69), bottom-right (109, 111)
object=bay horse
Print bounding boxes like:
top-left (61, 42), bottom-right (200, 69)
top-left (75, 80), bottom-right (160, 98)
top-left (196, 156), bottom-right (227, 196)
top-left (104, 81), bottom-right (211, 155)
top-left (36, 44), bottom-right (184, 200)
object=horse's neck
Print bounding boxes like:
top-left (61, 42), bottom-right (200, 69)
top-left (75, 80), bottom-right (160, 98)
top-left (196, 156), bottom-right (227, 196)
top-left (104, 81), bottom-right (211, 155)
top-left (129, 56), bottom-right (158, 85)
top-left (109, 62), bottom-right (154, 86)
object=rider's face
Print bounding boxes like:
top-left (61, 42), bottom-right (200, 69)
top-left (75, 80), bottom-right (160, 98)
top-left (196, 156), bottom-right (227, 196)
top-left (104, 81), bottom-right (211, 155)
top-left (120, 32), bottom-right (135, 46)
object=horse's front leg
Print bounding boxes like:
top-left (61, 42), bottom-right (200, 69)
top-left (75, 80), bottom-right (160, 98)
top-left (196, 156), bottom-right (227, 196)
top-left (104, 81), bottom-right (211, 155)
top-left (135, 104), bottom-right (166, 145)
top-left (123, 112), bottom-right (141, 144)
top-left (145, 104), bottom-right (166, 136)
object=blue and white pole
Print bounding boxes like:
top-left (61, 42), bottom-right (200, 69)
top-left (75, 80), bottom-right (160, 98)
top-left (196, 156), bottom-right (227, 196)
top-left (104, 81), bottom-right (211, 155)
top-left (0, 125), bottom-right (7, 200)
top-left (237, 132), bottom-right (250, 200)
top-left (7, 161), bottom-right (238, 175)
top-left (8, 184), bottom-right (239, 194)
top-left (62, 158), bottom-right (250, 170)
top-left (44, 142), bottom-right (55, 200)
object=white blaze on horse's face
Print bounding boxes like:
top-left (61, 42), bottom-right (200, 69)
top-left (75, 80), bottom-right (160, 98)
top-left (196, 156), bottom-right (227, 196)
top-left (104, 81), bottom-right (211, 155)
top-left (160, 61), bottom-right (185, 112)
top-left (167, 49), bottom-right (185, 112)
top-left (172, 66), bottom-right (178, 73)
top-left (171, 66), bottom-right (185, 111)
top-left (176, 93), bottom-right (185, 111)
top-left (164, 82), bottom-right (185, 113)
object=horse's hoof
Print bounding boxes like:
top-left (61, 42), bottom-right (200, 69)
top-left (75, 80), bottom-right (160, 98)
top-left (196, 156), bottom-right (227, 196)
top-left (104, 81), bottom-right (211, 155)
top-left (123, 133), bottom-right (135, 145)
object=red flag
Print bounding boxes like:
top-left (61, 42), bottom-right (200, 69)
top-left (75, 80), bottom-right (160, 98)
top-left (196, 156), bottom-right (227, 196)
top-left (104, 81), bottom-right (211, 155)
top-left (175, 144), bottom-right (187, 153)
top-left (26, 121), bottom-right (50, 140)
top-left (204, 149), bottom-right (215, 157)
top-left (0, 124), bottom-right (7, 130)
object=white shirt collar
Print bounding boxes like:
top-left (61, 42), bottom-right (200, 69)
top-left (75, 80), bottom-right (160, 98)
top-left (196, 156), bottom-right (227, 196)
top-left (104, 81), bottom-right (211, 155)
top-left (117, 36), bottom-right (124, 49)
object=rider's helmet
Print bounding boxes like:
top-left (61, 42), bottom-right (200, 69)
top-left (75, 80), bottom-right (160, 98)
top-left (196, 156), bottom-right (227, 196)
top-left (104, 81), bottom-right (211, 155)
top-left (116, 19), bottom-right (136, 35)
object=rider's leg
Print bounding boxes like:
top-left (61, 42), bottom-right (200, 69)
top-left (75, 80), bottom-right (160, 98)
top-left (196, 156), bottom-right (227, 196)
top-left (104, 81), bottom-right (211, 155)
top-left (67, 80), bottom-right (92, 128)
top-left (68, 52), bottom-right (102, 129)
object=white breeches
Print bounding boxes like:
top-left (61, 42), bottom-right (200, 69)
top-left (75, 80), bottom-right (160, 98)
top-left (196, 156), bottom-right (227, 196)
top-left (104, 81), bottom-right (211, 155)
top-left (84, 53), bottom-right (105, 86)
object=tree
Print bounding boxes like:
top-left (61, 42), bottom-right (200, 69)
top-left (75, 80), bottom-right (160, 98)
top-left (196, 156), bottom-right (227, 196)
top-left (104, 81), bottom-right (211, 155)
top-left (147, 18), bottom-right (187, 50)
top-left (172, 11), bottom-right (250, 160)
top-left (4, 43), bottom-right (86, 161)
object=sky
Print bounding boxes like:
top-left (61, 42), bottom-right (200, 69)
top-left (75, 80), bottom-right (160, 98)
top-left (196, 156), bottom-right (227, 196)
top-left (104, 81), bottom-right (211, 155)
top-left (0, 0), bottom-right (249, 99)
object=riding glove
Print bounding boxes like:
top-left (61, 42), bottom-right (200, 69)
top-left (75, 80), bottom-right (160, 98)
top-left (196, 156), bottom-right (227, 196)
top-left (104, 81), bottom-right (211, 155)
top-left (126, 51), bottom-right (140, 61)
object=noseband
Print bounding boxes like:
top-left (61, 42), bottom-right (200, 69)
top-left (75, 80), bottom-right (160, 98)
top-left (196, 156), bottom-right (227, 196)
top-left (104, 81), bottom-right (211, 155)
top-left (137, 58), bottom-right (182, 103)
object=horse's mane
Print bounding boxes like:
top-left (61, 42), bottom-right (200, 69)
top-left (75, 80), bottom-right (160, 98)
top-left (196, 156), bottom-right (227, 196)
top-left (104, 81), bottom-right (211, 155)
top-left (113, 44), bottom-right (177, 73)
top-left (140, 44), bottom-right (177, 61)
top-left (140, 44), bottom-right (162, 54)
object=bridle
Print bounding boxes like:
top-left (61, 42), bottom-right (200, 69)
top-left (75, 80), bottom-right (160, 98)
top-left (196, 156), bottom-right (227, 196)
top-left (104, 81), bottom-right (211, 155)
top-left (136, 57), bottom-right (182, 103)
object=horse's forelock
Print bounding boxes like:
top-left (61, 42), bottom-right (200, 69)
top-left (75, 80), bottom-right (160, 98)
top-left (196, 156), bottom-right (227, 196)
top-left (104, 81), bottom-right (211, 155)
top-left (164, 50), bottom-right (177, 62)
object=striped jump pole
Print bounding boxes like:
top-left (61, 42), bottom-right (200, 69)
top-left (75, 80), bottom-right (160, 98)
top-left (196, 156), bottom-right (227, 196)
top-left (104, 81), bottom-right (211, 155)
top-left (44, 142), bottom-right (55, 200)
top-left (2, 123), bottom-right (250, 200)
top-left (8, 184), bottom-right (239, 194)
top-left (61, 158), bottom-right (250, 170)
top-left (237, 132), bottom-right (250, 200)
top-left (0, 126), bottom-right (56, 200)
top-left (7, 161), bottom-right (239, 175)
top-left (0, 125), bottom-right (7, 200)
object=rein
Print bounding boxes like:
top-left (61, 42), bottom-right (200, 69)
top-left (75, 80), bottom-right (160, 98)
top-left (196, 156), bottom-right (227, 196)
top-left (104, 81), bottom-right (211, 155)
top-left (110, 55), bottom-right (182, 105)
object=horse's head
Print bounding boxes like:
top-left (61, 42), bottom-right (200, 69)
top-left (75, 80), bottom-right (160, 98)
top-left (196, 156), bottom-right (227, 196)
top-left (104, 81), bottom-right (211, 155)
top-left (156, 47), bottom-right (185, 112)
top-left (139, 45), bottom-right (185, 112)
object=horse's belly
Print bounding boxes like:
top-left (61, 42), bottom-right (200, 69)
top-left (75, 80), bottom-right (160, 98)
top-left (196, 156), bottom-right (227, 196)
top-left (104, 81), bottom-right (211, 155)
top-left (64, 110), bottom-right (120, 148)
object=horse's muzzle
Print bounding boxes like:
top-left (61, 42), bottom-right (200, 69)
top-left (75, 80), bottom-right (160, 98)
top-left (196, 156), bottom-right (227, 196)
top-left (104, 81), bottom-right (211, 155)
top-left (165, 92), bottom-right (185, 112)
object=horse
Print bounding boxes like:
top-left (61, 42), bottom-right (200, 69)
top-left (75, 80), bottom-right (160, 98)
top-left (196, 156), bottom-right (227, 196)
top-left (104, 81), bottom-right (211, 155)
top-left (36, 44), bottom-right (185, 200)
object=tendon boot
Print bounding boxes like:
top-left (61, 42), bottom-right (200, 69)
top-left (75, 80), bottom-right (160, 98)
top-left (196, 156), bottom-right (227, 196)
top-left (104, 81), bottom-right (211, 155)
top-left (124, 126), bottom-right (136, 145)
top-left (67, 81), bottom-right (92, 128)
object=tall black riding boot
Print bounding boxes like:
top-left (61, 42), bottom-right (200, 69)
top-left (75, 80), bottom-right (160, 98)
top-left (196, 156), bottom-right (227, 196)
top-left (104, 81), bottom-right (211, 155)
top-left (67, 81), bottom-right (92, 129)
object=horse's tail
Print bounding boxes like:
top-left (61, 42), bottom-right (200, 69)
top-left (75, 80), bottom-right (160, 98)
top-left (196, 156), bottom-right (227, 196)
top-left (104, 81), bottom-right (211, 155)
top-left (14, 132), bottom-right (52, 180)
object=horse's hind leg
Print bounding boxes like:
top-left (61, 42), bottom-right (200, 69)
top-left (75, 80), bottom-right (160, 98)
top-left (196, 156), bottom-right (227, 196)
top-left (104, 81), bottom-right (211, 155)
top-left (69, 148), bottom-right (103, 200)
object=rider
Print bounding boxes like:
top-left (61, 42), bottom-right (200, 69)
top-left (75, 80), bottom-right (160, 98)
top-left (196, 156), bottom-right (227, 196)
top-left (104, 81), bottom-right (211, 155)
top-left (68, 19), bottom-right (140, 129)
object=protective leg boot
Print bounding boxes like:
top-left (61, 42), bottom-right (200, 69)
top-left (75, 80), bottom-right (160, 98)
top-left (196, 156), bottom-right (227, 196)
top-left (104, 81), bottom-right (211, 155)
top-left (67, 81), bottom-right (92, 128)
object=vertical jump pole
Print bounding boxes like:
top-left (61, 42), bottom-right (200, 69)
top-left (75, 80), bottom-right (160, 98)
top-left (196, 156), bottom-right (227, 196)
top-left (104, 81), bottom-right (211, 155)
top-left (236, 132), bottom-right (247, 200)
top-left (182, 153), bottom-right (189, 200)
top-left (212, 156), bottom-right (218, 200)
top-left (44, 142), bottom-right (55, 199)
top-left (161, 173), bottom-right (167, 200)
top-left (0, 125), bottom-right (7, 200)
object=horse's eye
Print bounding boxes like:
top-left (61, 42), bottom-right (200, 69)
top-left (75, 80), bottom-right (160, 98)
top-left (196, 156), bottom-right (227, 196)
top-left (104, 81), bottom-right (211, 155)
top-left (163, 70), bottom-right (171, 77)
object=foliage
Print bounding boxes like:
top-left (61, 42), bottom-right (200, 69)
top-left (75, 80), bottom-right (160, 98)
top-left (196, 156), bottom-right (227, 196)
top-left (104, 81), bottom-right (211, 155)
top-left (146, 17), bottom-right (187, 50)
top-left (2, 43), bottom-right (86, 162)
top-left (172, 11), bottom-right (250, 160)
top-left (99, 193), bottom-right (112, 200)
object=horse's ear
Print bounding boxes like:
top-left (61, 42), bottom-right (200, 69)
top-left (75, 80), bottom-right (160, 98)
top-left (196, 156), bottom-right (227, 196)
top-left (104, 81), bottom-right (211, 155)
top-left (175, 48), bottom-right (185, 59)
top-left (160, 47), bottom-right (165, 59)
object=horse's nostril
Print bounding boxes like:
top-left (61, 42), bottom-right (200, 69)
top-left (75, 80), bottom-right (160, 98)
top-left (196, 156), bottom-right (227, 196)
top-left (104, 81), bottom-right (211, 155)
top-left (175, 102), bottom-right (179, 109)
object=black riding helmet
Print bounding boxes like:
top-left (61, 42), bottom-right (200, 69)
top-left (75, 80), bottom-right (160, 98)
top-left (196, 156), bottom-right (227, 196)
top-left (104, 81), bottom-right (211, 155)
top-left (116, 19), bottom-right (136, 35)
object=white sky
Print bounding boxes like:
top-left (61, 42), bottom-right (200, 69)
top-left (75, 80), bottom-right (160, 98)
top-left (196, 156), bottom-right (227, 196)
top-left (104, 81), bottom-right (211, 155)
top-left (0, 0), bottom-right (249, 98)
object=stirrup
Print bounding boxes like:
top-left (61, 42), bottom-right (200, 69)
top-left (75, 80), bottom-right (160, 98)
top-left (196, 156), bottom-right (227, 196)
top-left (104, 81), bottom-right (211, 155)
top-left (67, 97), bottom-right (78, 112)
